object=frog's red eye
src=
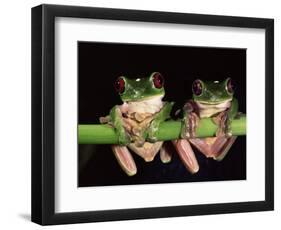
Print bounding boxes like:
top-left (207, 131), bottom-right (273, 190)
top-left (114, 77), bottom-right (125, 94)
top-left (152, 72), bottom-right (164, 89)
top-left (192, 80), bottom-right (203, 96)
top-left (226, 78), bottom-right (234, 94)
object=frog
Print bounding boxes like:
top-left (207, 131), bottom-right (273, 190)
top-left (172, 78), bottom-right (239, 174)
top-left (100, 72), bottom-right (174, 176)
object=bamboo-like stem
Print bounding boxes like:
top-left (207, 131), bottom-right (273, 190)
top-left (79, 115), bottom-right (246, 144)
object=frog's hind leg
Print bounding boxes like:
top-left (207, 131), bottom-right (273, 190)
top-left (189, 136), bottom-right (237, 161)
top-left (172, 139), bottom-right (199, 174)
top-left (111, 145), bottom-right (137, 176)
top-left (213, 136), bottom-right (237, 161)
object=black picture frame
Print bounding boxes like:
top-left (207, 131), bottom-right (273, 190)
top-left (31, 4), bottom-right (274, 225)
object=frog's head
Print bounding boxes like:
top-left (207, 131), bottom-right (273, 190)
top-left (192, 78), bottom-right (234, 104)
top-left (114, 72), bottom-right (165, 102)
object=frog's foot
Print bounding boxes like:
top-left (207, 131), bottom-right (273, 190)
top-left (172, 139), bottom-right (199, 174)
top-left (147, 121), bottom-right (160, 143)
top-left (181, 112), bottom-right (199, 139)
top-left (212, 111), bottom-right (232, 137)
top-left (117, 130), bottom-right (131, 146)
top-left (111, 145), bottom-right (137, 176)
top-left (160, 142), bottom-right (174, 163)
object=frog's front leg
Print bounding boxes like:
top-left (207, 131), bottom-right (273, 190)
top-left (109, 105), bottom-right (131, 145)
top-left (180, 100), bottom-right (199, 139)
top-left (213, 98), bottom-right (238, 137)
top-left (147, 102), bottom-right (174, 142)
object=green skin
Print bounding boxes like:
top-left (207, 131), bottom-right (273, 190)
top-left (182, 78), bottom-right (238, 138)
top-left (109, 73), bottom-right (174, 145)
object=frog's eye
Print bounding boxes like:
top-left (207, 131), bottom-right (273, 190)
top-left (226, 78), bottom-right (234, 95)
top-left (192, 79), bottom-right (203, 96)
top-left (114, 77), bottom-right (125, 94)
top-left (152, 72), bottom-right (164, 89)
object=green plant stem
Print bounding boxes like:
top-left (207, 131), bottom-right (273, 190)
top-left (79, 115), bottom-right (246, 144)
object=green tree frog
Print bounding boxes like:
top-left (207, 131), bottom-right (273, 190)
top-left (100, 72), bottom-right (174, 176)
top-left (173, 78), bottom-right (238, 174)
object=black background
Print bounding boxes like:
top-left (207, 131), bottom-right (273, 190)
top-left (78, 42), bottom-right (246, 187)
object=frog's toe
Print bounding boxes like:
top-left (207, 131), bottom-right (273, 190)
top-left (180, 122), bottom-right (190, 139)
top-left (147, 135), bottom-right (158, 143)
top-left (225, 129), bottom-right (233, 138)
top-left (147, 128), bottom-right (159, 143)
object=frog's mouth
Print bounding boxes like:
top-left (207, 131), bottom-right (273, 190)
top-left (124, 94), bottom-right (164, 103)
